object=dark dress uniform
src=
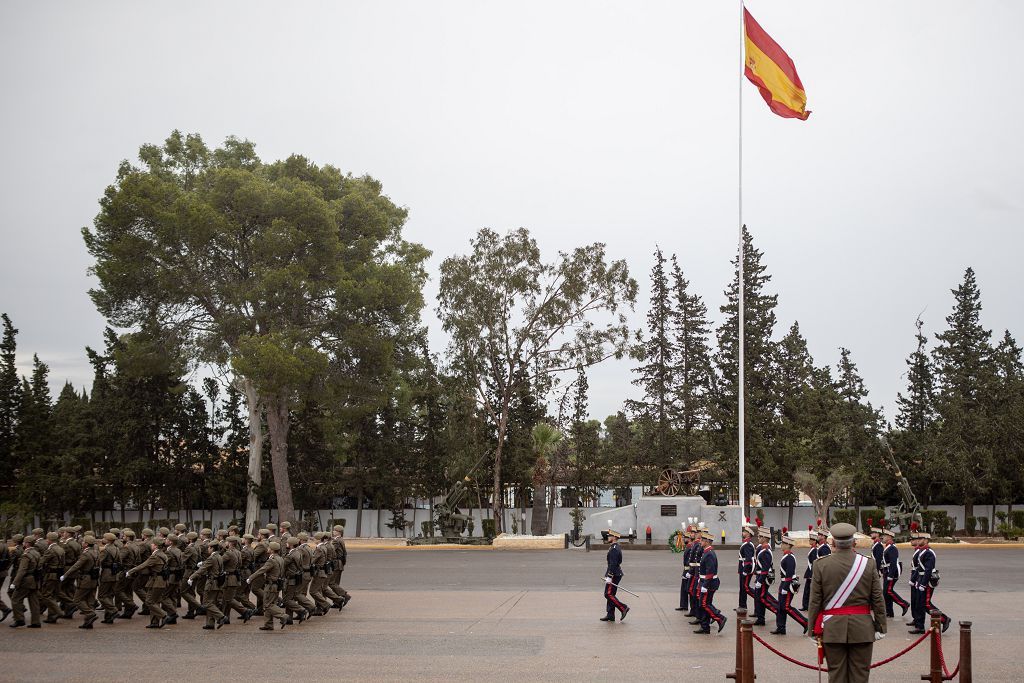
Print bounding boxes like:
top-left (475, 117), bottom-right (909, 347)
top-left (737, 533), bottom-right (755, 609)
top-left (801, 538), bottom-right (819, 611)
top-left (881, 540), bottom-right (908, 617)
top-left (909, 542), bottom-right (949, 633)
top-left (687, 537), bottom-right (704, 617)
top-left (908, 542), bottom-right (922, 625)
top-left (601, 535), bottom-right (628, 621)
top-left (696, 540), bottom-right (726, 633)
top-left (772, 547), bottom-right (808, 634)
top-left (752, 539), bottom-right (777, 624)
top-left (678, 531), bottom-right (692, 611)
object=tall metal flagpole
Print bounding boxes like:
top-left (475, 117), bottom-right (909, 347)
top-left (737, 0), bottom-right (746, 523)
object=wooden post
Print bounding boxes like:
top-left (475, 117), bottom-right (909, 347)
top-left (740, 619), bottom-right (756, 683)
top-left (726, 608), bottom-right (747, 680)
top-left (921, 610), bottom-right (943, 682)
top-left (959, 620), bottom-right (972, 683)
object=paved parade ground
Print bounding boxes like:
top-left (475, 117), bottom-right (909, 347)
top-left (3, 546), bottom-right (1023, 682)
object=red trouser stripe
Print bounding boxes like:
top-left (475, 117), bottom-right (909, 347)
top-left (702, 591), bottom-right (723, 623)
top-left (782, 592), bottom-right (807, 627)
top-left (605, 583), bottom-right (626, 610)
top-left (886, 579), bottom-right (909, 608)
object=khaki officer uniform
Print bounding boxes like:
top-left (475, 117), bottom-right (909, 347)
top-left (188, 540), bottom-right (225, 629)
top-left (126, 540), bottom-right (168, 627)
top-left (97, 533), bottom-right (121, 622)
top-left (266, 523), bottom-right (279, 546)
top-left (160, 536), bottom-right (183, 623)
top-left (39, 532), bottom-right (66, 622)
top-left (59, 528), bottom-right (82, 608)
top-left (330, 526), bottom-right (351, 603)
top-left (133, 530), bottom-right (154, 610)
top-left (249, 531), bottom-right (270, 613)
top-left (10, 537), bottom-right (43, 627)
top-left (180, 533), bottom-right (202, 616)
top-left (194, 528), bottom-right (213, 599)
top-left (281, 538), bottom-right (310, 621)
top-left (62, 536), bottom-right (99, 628)
top-left (807, 523), bottom-right (887, 683)
top-left (308, 534), bottom-right (332, 612)
top-left (248, 542), bottom-right (288, 629)
top-left (296, 532), bottom-right (316, 613)
top-left (221, 537), bottom-right (250, 621)
top-left (320, 534), bottom-right (345, 608)
top-left (115, 529), bottom-right (138, 616)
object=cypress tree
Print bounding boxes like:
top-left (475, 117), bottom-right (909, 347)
top-left (0, 314), bottom-right (20, 485)
top-left (669, 256), bottom-right (713, 466)
top-left (989, 331), bottom-right (1024, 508)
top-left (15, 355), bottom-right (55, 517)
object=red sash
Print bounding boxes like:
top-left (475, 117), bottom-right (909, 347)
top-left (813, 605), bottom-right (870, 636)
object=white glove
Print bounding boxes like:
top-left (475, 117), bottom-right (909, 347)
top-left (753, 581), bottom-right (761, 589)
top-left (700, 587), bottom-right (707, 593)
top-left (59, 575), bottom-right (65, 582)
top-left (780, 589), bottom-right (787, 595)
top-left (187, 579), bottom-right (193, 586)
top-left (603, 577), bottom-right (612, 584)
top-left (916, 584), bottom-right (926, 591)
top-left (874, 632), bottom-right (886, 641)
top-left (683, 572), bottom-right (690, 579)
top-left (246, 577), bottom-right (252, 585)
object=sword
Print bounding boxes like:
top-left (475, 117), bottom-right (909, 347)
top-left (602, 579), bottom-right (640, 598)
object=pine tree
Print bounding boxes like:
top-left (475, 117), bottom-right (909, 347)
top-left (669, 256), bottom-right (713, 465)
top-left (931, 267), bottom-right (994, 517)
top-left (713, 226), bottom-right (780, 492)
top-left (15, 355), bottom-right (55, 518)
top-left (989, 331), bottom-right (1024, 507)
top-left (628, 247), bottom-right (676, 466)
top-left (894, 318), bottom-right (936, 433)
top-left (834, 348), bottom-right (884, 513)
top-left (0, 313), bottom-right (20, 486)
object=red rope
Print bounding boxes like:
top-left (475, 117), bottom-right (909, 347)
top-left (934, 628), bottom-right (960, 679)
top-left (749, 629), bottom-right (932, 672)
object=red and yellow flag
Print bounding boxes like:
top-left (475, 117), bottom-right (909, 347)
top-left (743, 8), bottom-right (810, 120)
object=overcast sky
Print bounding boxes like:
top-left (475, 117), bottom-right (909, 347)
top-left (1, 1), bottom-right (1021, 425)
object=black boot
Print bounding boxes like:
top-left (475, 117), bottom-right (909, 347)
top-left (182, 609), bottom-right (196, 620)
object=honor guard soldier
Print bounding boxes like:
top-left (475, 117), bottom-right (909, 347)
top-left (677, 522), bottom-right (693, 612)
top-left (800, 525), bottom-right (818, 611)
top-left (816, 523), bottom-right (832, 560)
top-left (908, 530), bottom-right (950, 634)
top-left (600, 529), bottom-right (629, 622)
top-left (738, 520), bottom-right (756, 609)
top-left (868, 520), bottom-right (884, 575)
top-left (880, 528), bottom-right (908, 618)
top-left (906, 524), bottom-right (922, 625)
top-left (9, 535), bottom-right (43, 628)
top-left (686, 525), bottom-right (704, 620)
top-left (247, 540), bottom-right (289, 630)
top-left (771, 530), bottom-right (808, 635)
top-left (695, 529), bottom-right (727, 634)
top-left (806, 522), bottom-right (887, 683)
top-left (752, 527), bottom-right (778, 626)
top-left (61, 535), bottom-right (99, 629)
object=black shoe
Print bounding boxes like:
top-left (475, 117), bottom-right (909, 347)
top-left (718, 616), bottom-right (728, 633)
top-left (259, 625), bottom-right (274, 631)
top-left (162, 616), bottom-right (177, 626)
top-left (909, 628), bottom-right (925, 634)
top-left (216, 617), bottom-right (226, 629)
top-left (0, 607), bottom-right (11, 623)
top-left (182, 611), bottom-right (196, 620)
top-left (688, 619), bottom-right (701, 625)
top-left (902, 604), bottom-right (909, 617)
top-left (297, 609), bottom-right (308, 623)
top-left (693, 628), bottom-right (711, 634)
top-left (942, 618), bottom-right (950, 634)
top-left (145, 622), bottom-right (162, 629)
top-left (222, 616), bottom-right (231, 625)
top-left (620, 606), bottom-right (630, 622)
top-left (9, 620), bottom-right (25, 628)
top-left (285, 617), bottom-right (294, 625)
top-left (27, 623), bottom-right (41, 628)
top-left (139, 607), bottom-right (150, 616)
top-left (335, 601), bottom-right (344, 612)
top-left (753, 620), bottom-right (766, 626)
top-left (242, 609), bottom-right (253, 623)
top-left (44, 617), bottom-right (59, 624)
top-left (255, 608), bottom-right (265, 616)
top-left (197, 607), bottom-right (206, 615)
top-left (599, 616), bottom-right (614, 622)
top-left (280, 619), bottom-right (288, 629)
top-left (79, 621), bottom-right (94, 629)
top-left (770, 629), bottom-right (786, 635)
top-left (202, 624), bottom-right (215, 630)
top-left (102, 616), bottom-right (115, 624)
top-left (684, 612), bottom-right (696, 618)
top-left (675, 607), bottom-right (686, 611)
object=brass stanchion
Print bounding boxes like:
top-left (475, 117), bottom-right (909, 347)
top-left (959, 620), bottom-right (972, 683)
top-left (726, 608), bottom-right (747, 680)
top-left (740, 619), bottom-right (755, 683)
top-left (921, 610), bottom-right (943, 682)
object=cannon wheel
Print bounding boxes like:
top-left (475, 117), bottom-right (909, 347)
top-left (657, 467), bottom-right (680, 496)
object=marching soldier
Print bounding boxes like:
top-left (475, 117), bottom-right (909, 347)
top-left (188, 538), bottom-right (226, 630)
top-left (329, 525), bottom-right (351, 606)
top-left (807, 522), bottom-right (887, 683)
top-left (97, 532), bottom-right (121, 624)
top-left (816, 524), bottom-right (832, 560)
top-left (61, 535), bottom-right (99, 629)
top-left (280, 521), bottom-right (292, 542)
top-left (752, 527), bottom-right (777, 626)
top-left (247, 540), bottom-right (289, 630)
top-left (238, 534), bottom-right (257, 612)
top-left (320, 530), bottom-right (345, 610)
top-left (266, 523), bottom-right (280, 546)
top-left (250, 529), bottom-right (270, 614)
top-left (309, 532), bottom-right (333, 615)
top-left (160, 535), bottom-right (183, 625)
top-left (125, 537), bottom-right (168, 628)
top-left (880, 528), bottom-right (908, 618)
top-left (771, 530), bottom-right (808, 635)
top-left (908, 531), bottom-right (950, 634)
top-left (8, 535), bottom-right (43, 628)
top-left (0, 536), bottom-right (13, 622)
top-left (115, 529), bottom-right (139, 618)
top-left (133, 528), bottom-right (153, 613)
top-left (694, 529), bottom-right (727, 634)
top-left (688, 526), bottom-right (705, 621)
top-left (738, 521), bottom-right (756, 609)
top-left (800, 525), bottom-right (818, 612)
top-left (58, 527), bottom-right (81, 613)
top-left (600, 529), bottom-right (629, 622)
top-left (295, 532), bottom-right (317, 616)
top-left (222, 536), bottom-right (253, 624)
top-left (677, 523), bottom-right (692, 612)
top-left (282, 537), bottom-right (310, 623)
top-left (906, 524), bottom-right (922, 625)
top-left (867, 521), bottom-right (884, 576)
top-left (180, 532), bottom-right (202, 619)
top-left (39, 531), bottom-right (66, 623)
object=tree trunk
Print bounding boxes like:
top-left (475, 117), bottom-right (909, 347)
top-left (787, 500), bottom-right (794, 530)
top-left (356, 486), bottom-right (363, 538)
top-left (241, 378), bottom-right (264, 535)
top-left (492, 421), bottom-right (507, 534)
top-left (265, 395), bottom-right (296, 525)
top-left (531, 472), bottom-right (548, 535)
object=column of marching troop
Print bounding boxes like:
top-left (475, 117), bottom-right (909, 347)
top-left (1, 522), bottom-right (353, 631)
top-left (673, 518), bottom-right (950, 636)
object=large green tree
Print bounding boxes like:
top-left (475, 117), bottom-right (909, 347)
top-left (668, 255), bottom-right (714, 465)
top-left (438, 227), bottom-right (636, 532)
top-left (0, 314), bottom-right (20, 488)
top-left (83, 131), bottom-right (428, 528)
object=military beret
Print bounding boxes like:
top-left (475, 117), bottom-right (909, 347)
top-left (258, 528), bottom-right (270, 536)
top-left (103, 533), bottom-right (116, 542)
top-left (46, 531), bottom-right (60, 541)
top-left (268, 541), bottom-right (281, 552)
top-left (830, 523), bottom-right (857, 541)
top-left (208, 539), bottom-right (221, 548)
top-left (123, 529), bottom-right (136, 539)
top-left (200, 528), bottom-right (212, 536)
top-left (332, 525), bottom-right (344, 533)
top-left (12, 534), bottom-right (24, 543)
top-left (58, 526), bottom-right (68, 533)
top-left (243, 533), bottom-right (254, 540)
top-left (266, 523), bottom-right (278, 531)
top-left (109, 527), bottom-right (121, 534)
top-left (166, 534), bottom-right (178, 544)
top-left (83, 536), bottom-right (97, 546)
top-left (297, 531), bottom-right (309, 541)
top-left (287, 536), bottom-right (300, 547)
top-left (23, 535), bottom-right (36, 544)
top-left (186, 531), bottom-right (198, 540)
top-left (32, 528), bottom-right (44, 535)
top-left (280, 521), bottom-right (291, 529)
top-left (73, 525), bottom-right (83, 532)
top-left (141, 528), bottom-right (154, 537)
top-left (157, 526), bottom-right (170, 535)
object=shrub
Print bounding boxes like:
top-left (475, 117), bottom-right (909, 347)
top-left (921, 510), bottom-right (954, 537)
top-left (1012, 510), bottom-right (1024, 528)
top-left (481, 518), bottom-right (497, 539)
top-left (860, 509), bottom-right (887, 531)
top-left (420, 520), bottom-right (433, 537)
top-left (997, 524), bottom-right (1024, 540)
top-left (965, 516), bottom-right (977, 534)
top-left (996, 511), bottom-right (1008, 524)
top-left (979, 517), bottom-right (989, 534)
top-left (831, 510), bottom-right (857, 526)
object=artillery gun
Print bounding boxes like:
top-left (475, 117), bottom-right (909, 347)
top-left (879, 436), bottom-right (924, 540)
top-left (432, 450), bottom-right (490, 541)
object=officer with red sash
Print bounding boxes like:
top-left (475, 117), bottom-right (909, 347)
top-left (771, 531), bottom-right (807, 635)
top-left (807, 522), bottom-right (887, 682)
top-left (600, 529), bottom-right (629, 622)
top-left (906, 524), bottom-right (922, 626)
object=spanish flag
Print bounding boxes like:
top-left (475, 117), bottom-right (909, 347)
top-left (744, 8), bottom-right (810, 120)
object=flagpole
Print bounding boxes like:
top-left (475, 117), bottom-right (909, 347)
top-left (737, 0), bottom-right (746, 523)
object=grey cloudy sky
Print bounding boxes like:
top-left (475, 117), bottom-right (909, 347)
top-left (1, 1), bottom-right (1021, 424)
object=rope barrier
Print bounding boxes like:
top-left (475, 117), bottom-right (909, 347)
top-left (749, 628), bottom-right (932, 672)
top-left (934, 627), bottom-right (960, 679)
